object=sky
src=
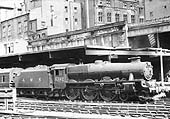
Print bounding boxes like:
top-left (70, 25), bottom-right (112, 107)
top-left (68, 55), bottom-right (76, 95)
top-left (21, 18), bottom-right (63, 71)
top-left (0, 0), bottom-right (23, 8)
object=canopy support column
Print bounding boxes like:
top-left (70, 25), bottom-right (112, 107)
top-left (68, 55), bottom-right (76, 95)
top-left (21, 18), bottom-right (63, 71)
top-left (160, 49), bottom-right (164, 86)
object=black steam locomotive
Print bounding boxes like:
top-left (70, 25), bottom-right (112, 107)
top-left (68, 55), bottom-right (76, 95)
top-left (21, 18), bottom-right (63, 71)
top-left (0, 58), bottom-right (153, 102)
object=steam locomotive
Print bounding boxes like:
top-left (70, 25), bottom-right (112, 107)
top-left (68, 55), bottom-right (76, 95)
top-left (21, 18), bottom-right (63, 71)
top-left (0, 58), bottom-right (153, 102)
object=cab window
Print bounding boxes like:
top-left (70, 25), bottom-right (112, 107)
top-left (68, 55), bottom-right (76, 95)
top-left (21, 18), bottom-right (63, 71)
top-left (0, 75), bottom-right (9, 82)
top-left (51, 69), bottom-right (65, 77)
top-left (55, 69), bottom-right (65, 76)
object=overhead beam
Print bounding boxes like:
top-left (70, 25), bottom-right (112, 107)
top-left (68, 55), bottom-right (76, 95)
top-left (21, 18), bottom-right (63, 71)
top-left (85, 49), bottom-right (170, 56)
top-left (128, 22), bottom-right (170, 37)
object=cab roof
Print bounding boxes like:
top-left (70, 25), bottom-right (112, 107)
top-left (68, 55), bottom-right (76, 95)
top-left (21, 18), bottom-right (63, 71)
top-left (50, 64), bottom-right (74, 70)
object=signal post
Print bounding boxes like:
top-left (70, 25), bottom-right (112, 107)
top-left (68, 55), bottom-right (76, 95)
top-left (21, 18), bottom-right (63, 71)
top-left (0, 83), bottom-right (16, 111)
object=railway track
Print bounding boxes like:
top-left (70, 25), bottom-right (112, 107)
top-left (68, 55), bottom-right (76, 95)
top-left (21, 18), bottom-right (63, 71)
top-left (0, 97), bottom-right (170, 118)
top-left (16, 98), bottom-right (170, 118)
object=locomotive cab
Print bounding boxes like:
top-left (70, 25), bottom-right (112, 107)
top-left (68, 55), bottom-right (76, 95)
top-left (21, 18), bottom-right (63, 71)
top-left (50, 64), bottom-right (70, 90)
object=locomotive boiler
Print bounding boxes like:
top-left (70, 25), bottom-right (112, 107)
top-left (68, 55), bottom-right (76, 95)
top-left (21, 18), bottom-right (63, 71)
top-left (67, 59), bottom-right (153, 82)
top-left (0, 58), bottom-right (153, 102)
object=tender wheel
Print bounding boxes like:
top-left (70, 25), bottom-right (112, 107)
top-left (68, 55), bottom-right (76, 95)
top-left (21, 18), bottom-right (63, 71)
top-left (17, 90), bottom-right (23, 96)
top-left (81, 85), bottom-right (98, 101)
top-left (65, 87), bottom-right (80, 100)
top-left (119, 92), bottom-right (129, 102)
top-left (99, 85), bottom-right (117, 102)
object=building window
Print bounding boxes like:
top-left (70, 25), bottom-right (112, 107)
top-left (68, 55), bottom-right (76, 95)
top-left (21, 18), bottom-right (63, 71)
top-left (106, 0), bottom-right (111, 6)
top-left (74, 7), bottom-right (77, 13)
top-left (24, 21), bottom-right (28, 32)
top-left (139, 18), bottom-right (144, 23)
top-left (150, 12), bottom-right (153, 17)
top-left (29, 22), bottom-right (33, 30)
top-left (75, 18), bottom-right (78, 22)
top-left (130, 4), bottom-right (133, 9)
top-left (31, 0), bottom-right (42, 9)
top-left (131, 15), bottom-right (135, 23)
top-left (50, 5), bottom-right (54, 12)
top-left (2, 26), bottom-right (6, 38)
top-left (115, 13), bottom-right (120, 22)
top-left (124, 3), bottom-right (127, 8)
top-left (29, 19), bottom-right (37, 32)
top-left (18, 22), bottom-right (22, 34)
top-left (4, 44), bottom-right (7, 54)
top-left (107, 12), bottom-right (112, 22)
top-left (65, 18), bottom-right (68, 24)
top-left (65, 6), bottom-right (68, 12)
top-left (4, 43), bottom-right (14, 54)
top-left (8, 25), bottom-right (11, 37)
top-left (139, 7), bottom-right (143, 14)
top-left (98, 12), bottom-right (103, 22)
top-left (123, 14), bottom-right (128, 22)
top-left (98, 0), bottom-right (103, 7)
top-left (50, 5), bottom-right (54, 27)
top-left (75, 18), bottom-right (78, 25)
top-left (65, 18), bottom-right (68, 21)
top-left (10, 43), bottom-right (14, 53)
top-left (41, 21), bottom-right (46, 27)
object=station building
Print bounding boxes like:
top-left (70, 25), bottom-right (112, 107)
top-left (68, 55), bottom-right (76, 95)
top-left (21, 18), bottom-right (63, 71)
top-left (145, 0), bottom-right (170, 20)
top-left (24, 0), bottom-right (82, 35)
top-left (0, 13), bottom-right (29, 56)
top-left (75, 0), bottom-right (145, 28)
top-left (0, 5), bottom-right (22, 22)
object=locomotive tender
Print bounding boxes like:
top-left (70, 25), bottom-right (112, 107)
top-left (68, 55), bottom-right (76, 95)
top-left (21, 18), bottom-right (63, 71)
top-left (0, 58), bottom-right (153, 102)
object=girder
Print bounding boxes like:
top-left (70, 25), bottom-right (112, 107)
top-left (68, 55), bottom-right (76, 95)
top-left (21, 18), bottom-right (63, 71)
top-left (85, 47), bottom-right (170, 57)
top-left (128, 21), bottom-right (170, 37)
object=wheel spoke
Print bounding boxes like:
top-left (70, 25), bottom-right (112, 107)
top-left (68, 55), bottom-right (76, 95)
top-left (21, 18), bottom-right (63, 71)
top-left (65, 88), bottom-right (80, 100)
top-left (99, 87), bottom-right (117, 101)
top-left (81, 86), bottom-right (98, 101)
